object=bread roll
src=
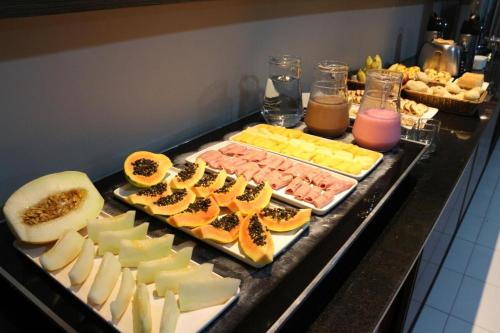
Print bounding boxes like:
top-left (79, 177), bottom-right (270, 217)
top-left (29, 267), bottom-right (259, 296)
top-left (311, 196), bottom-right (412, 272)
top-left (446, 82), bottom-right (462, 94)
top-left (464, 89), bottom-right (480, 101)
top-left (457, 72), bottom-right (484, 90)
top-left (406, 80), bottom-right (429, 93)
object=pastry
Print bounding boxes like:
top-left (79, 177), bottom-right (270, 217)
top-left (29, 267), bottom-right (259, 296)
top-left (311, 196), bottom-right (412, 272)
top-left (446, 82), bottom-right (462, 94)
top-left (457, 72), bottom-right (484, 90)
top-left (464, 89), bottom-right (480, 101)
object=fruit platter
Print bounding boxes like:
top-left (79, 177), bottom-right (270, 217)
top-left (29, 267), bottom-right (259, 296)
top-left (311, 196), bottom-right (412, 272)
top-left (229, 124), bottom-right (383, 180)
top-left (113, 165), bottom-right (311, 268)
top-left (4, 171), bottom-right (240, 333)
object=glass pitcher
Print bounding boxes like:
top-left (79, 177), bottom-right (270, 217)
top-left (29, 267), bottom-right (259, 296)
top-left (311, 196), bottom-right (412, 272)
top-left (352, 69), bottom-right (403, 152)
top-left (261, 55), bottom-right (303, 128)
top-left (305, 61), bottom-right (349, 137)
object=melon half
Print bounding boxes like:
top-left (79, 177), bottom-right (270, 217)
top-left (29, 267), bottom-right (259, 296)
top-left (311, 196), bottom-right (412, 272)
top-left (3, 171), bottom-right (104, 244)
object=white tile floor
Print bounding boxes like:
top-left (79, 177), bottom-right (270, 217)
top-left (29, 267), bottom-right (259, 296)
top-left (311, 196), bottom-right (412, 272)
top-left (412, 141), bottom-right (500, 333)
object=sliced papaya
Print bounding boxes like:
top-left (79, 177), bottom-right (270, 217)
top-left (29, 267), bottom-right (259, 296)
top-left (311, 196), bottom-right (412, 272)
top-left (3, 171), bottom-right (104, 244)
top-left (258, 207), bottom-right (311, 232)
top-left (127, 182), bottom-right (171, 206)
top-left (192, 212), bottom-right (242, 243)
top-left (228, 182), bottom-right (273, 215)
top-left (239, 213), bottom-right (274, 265)
top-left (170, 159), bottom-right (206, 189)
top-left (124, 151), bottom-right (172, 188)
top-left (212, 176), bottom-right (247, 207)
top-left (146, 189), bottom-right (196, 216)
top-left (167, 196), bottom-right (220, 228)
top-left (191, 170), bottom-right (227, 198)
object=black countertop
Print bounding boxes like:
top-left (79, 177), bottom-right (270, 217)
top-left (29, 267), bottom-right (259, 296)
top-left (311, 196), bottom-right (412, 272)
top-left (0, 100), bottom-right (497, 333)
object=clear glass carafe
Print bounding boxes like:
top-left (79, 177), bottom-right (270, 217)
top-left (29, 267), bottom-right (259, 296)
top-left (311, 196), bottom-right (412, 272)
top-left (352, 69), bottom-right (403, 152)
top-left (261, 55), bottom-right (303, 128)
top-left (305, 61), bottom-right (349, 137)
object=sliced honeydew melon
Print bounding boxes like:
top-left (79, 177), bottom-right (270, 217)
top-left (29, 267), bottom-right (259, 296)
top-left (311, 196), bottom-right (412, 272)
top-left (88, 252), bottom-right (121, 305)
top-left (87, 210), bottom-right (135, 243)
top-left (98, 223), bottom-right (149, 255)
top-left (40, 230), bottom-right (85, 271)
top-left (119, 234), bottom-right (174, 267)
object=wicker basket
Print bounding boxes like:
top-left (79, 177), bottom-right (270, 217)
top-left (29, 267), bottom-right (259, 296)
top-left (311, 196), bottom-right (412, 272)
top-left (401, 88), bottom-right (487, 116)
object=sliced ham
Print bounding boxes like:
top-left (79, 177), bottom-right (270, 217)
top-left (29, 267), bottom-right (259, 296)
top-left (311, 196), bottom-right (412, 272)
top-left (311, 195), bottom-right (330, 208)
top-left (303, 167), bottom-right (321, 183)
top-left (242, 149), bottom-right (268, 162)
top-left (311, 173), bottom-right (326, 186)
top-left (285, 177), bottom-right (304, 195)
top-left (304, 186), bottom-right (323, 204)
top-left (263, 170), bottom-right (281, 183)
top-left (258, 155), bottom-right (284, 169)
top-left (199, 150), bottom-right (224, 169)
top-left (277, 159), bottom-right (294, 171)
top-left (269, 174), bottom-right (293, 190)
top-left (283, 165), bottom-right (305, 178)
top-left (221, 156), bottom-right (247, 174)
top-left (294, 183), bottom-right (312, 200)
top-left (253, 167), bottom-right (272, 184)
top-left (327, 179), bottom-right (355, 194)
top-left (219, 143), bottom-right (247, 156)
top-left (234, 162), bottom-right (260, 181)
top-left (318, 174), bottom-right (337, 189)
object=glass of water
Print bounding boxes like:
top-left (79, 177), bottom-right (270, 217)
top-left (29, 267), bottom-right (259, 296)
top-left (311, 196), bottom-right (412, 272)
top-left (261, 55), bottom-right (303, 128)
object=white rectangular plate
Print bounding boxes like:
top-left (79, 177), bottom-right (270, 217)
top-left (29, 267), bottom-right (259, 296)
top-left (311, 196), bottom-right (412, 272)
top-left (113, 181), bottom-right (309, 268)
top-left (14, 225), bottom-right (239, 333)
top-left (229, 126), bottom-right (383, 180)
top-left (184, 141), bottom-right (357, 215)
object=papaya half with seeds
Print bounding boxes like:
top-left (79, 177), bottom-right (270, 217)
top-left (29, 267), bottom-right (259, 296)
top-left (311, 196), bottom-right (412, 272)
top-left (170, 159), bottom-right (206, 189)
top-left (192, 212), bottom-right (242, 243)
top-left (167, 196), bottom-right (220, 228)
top-left (146, 189), bottom-right (196, 216)
top-left (228, 182), bottom-right (273, 215)
top-left (124, 151), bottom-right (172, 188)
top-left (258, 207), bottom-right (311, 232)
top-left (212, 176), bottom-right (247, 207)
top-left (191, 170), bottom-right (227, 198)
top-left (127, 182), bottom-right (171, 206)
top-left (239, 213), bottom-right (274, 265)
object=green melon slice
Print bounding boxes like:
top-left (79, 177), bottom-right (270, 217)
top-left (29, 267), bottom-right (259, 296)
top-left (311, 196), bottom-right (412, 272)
top-left (3, 171), bottom-right (104, 244)
top-left (178, 277), bottom-right (240, 312)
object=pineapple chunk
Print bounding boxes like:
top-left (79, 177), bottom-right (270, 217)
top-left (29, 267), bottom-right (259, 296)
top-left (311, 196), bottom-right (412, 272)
top-left (69, 238), bottom-right (95, 285)
top-left (119, 234), bottom-right (174, 267)
top-left (133, 283), bottom-right (152, 333)
top-left (137, 247), bottom-right (193, 284)
top-left (178, 277), bottom-right (240, 312)
top-left (155, 263), bottom-right (213, 296)
top-left (110, 268), bottom-right (135, 322)
top-left (87, 210), bottom-right (135, 243)
top-left (333, 150), bottom-right (354, 160)
top-left (88, 252), bottom-right (121, 305)
top-left (159, 291), bottom-right (179, 333)
top-left (40, 230), bottom-right (85, 271)
top-left (98, 223), bottom-right (149, 255)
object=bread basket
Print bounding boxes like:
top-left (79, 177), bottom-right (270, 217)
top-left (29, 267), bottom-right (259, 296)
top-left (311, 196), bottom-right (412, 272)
top-left (402, 88), bottom-right (487, 116)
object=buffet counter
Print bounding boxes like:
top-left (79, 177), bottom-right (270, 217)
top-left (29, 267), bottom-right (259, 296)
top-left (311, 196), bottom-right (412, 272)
top-left (0, 97), bottom-right (498, 332)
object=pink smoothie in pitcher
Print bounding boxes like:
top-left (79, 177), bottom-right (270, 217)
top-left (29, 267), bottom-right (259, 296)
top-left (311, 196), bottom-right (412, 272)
top-left (352, 108), bottom-right (401, 152)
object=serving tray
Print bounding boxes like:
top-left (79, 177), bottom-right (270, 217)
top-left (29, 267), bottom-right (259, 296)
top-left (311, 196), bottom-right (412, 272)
top-left (14, 218), bottom-right (239, 333)
top-left (113, 171), bottom-right (309, 268)
top-left (184, 141), bottom-right (357, 215)
top-left (229, 125), bottom-right (383, 180)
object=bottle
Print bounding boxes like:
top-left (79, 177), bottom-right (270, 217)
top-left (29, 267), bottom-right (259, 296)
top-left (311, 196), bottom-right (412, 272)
top-left (352, 69), bottom-right (403, 152)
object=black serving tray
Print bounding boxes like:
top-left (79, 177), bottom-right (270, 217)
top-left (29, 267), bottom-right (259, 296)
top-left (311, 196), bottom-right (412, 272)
top-left (0, 112), bottom-right (427, 333)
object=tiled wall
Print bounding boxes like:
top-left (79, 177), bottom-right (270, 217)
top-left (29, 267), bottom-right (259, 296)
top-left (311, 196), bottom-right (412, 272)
top-left (0, 1), bottom-right (429, 204)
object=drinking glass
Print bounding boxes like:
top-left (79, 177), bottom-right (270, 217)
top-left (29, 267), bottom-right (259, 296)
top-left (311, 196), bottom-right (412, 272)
top-left (305, 61), bottom-right (349, 137)
top-left (416, 118), bottom-right (441, 145)
top-left (261, 55), bottom-right (303, 128)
